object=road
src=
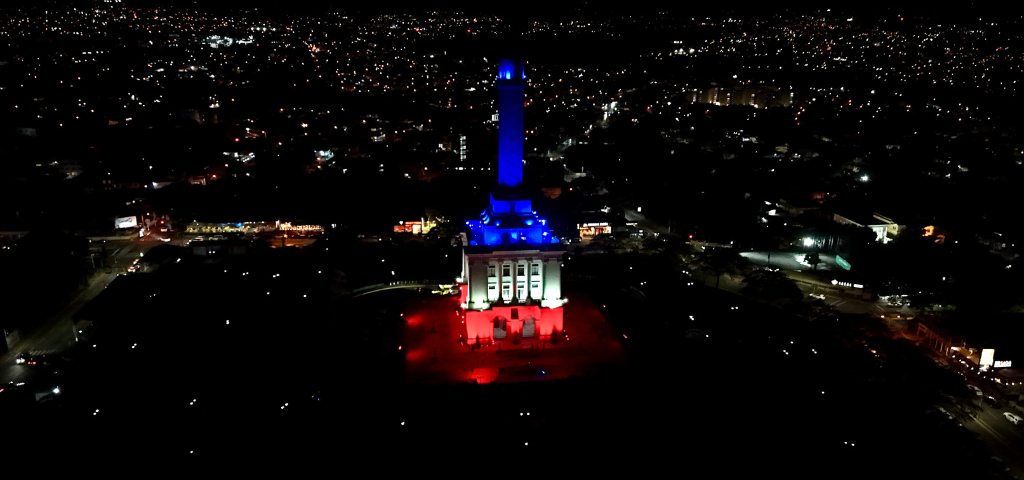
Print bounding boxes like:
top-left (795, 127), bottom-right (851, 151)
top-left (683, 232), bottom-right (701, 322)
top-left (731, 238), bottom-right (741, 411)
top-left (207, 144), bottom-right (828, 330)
top-left (966, 403), bottom-right (1024, 476)
top-left (0, 238), bottom-right (152, 384)
top-left (698, 269), bottom-right (902, 318)
top-left (623, 210), bottom-right (670, 236)
top-left (615, 216), bottom-right (907, 318)
top-left (741, 250), bottom-right (845, 272)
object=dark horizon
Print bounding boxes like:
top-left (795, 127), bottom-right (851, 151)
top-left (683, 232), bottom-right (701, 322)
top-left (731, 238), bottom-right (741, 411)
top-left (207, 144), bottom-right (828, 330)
top-left (3, 1), bottom-right (1015, 18)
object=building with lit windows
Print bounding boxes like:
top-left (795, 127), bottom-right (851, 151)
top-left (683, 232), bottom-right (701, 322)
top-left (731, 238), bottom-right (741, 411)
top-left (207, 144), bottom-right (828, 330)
top-left (458, 58), bottom-right (566, 345)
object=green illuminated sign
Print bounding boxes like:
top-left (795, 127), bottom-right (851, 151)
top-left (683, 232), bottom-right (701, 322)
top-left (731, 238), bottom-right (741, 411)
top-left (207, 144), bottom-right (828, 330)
top-left (835, 255), bottom-right (851, 271)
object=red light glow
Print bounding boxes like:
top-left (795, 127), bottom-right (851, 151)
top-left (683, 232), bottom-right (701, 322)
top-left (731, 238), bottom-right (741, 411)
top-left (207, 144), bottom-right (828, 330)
top-left (404, 348), bottom-right (426, 362)
top-left (464, 306), bottom-right (563, 345)
top-left (468, 368), bottom-right (499, 384)
top-left (401, 292), bottom-right (626, 384)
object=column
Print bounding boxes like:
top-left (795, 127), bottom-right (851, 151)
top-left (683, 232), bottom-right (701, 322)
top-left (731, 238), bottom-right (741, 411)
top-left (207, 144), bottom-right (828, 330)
top-left (544, 257), bottom-right (561, 303)
top-left (495, 259), bottom-right (503, 303)
top-left (527, 258), bottom-right (535, 302)
top-left (510, 259), bottom-right (518, 303)
top-left (535, 258), bottom-right (543, 303)
top-left (469, 256), bottom-right (489, 308)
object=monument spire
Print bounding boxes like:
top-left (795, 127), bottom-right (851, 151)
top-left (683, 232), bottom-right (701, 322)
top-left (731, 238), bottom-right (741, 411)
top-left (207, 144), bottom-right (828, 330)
top-left (496, 58), bottom-right (526, 188)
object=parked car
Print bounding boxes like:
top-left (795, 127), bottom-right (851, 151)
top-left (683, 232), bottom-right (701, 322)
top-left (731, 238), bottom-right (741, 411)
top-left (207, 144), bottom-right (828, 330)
top-left (967, 384), bottom-right (983, 396)
top-left (1003, 412), bottom-right (1022, 425)
top-left (983, 396), bottom-right (1003, 409)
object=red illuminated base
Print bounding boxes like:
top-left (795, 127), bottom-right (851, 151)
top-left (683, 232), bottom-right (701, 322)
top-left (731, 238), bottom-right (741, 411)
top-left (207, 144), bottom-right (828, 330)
top-left (464, 306), bottom-right (563, 346)
top-left (402, 292), bottom-right (625, 384)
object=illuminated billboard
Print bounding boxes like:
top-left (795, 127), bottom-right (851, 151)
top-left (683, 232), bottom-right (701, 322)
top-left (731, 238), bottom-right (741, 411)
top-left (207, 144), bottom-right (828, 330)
top-left (980, 349), bottom-right (995, 366)
top-left (994, 360), bottom-right (1012, 368)
top-left (114, 216), bottom-right (138, 229)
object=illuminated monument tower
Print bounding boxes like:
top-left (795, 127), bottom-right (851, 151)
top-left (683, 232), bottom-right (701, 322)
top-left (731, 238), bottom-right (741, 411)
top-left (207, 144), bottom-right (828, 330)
top-left (496, 58), bottom-right (525, 188)
top-left (459, 58), bottom-right (565, 345)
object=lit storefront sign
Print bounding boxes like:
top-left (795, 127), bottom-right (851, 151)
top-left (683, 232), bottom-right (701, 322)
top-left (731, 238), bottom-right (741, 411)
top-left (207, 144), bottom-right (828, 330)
top-left (578, 222), bottom-right (610, 237)
top-left (114, 216), bottom-right (138, 229)
top-left (830, 279), bottom-right (862, 289)
top-left (279, 222), bottom-right (324, 232)
top-left (980, 349), bottom-right (995, 366)
top-left (394, 221), bottom-right (435, 234)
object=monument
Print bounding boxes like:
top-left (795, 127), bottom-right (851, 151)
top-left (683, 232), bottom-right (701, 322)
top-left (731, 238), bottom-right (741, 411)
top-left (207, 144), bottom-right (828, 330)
top-left (459, 58), bottom-right (566, 345)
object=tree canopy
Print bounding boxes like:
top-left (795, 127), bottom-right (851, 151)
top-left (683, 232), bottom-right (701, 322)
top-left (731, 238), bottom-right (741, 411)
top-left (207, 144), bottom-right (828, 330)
top-left (742, 269), bottom-right (804, 307)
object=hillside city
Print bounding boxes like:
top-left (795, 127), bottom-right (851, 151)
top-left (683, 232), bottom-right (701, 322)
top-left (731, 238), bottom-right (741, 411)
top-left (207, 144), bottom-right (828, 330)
top-left (1, 2), bottom-right (1023, 474)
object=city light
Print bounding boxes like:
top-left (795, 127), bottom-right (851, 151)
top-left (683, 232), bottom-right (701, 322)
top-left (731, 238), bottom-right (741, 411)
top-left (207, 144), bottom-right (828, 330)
top-left (0, 6), bottom-right (1017, 467)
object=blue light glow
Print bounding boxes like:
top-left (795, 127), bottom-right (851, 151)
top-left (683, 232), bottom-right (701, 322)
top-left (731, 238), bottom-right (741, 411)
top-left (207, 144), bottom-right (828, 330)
top-left (497, 60), bottom-right (513, 80)
top-left (465, 217), bottom-right (557, 247)
top-left (497, 59), bottom-right (525, 187)
top-left (496, 59), bottom-right (526, 81)
top-left (462, 58), bottom-right (561, 249)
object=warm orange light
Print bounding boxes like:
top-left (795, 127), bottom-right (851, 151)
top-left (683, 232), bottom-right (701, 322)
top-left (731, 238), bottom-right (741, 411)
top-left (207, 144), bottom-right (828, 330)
top-left (923, 225), bottom-right (935, 236)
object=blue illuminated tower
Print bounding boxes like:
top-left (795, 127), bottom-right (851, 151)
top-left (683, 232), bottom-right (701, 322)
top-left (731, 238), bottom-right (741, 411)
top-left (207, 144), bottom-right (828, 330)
top-left (458, 58), bottom-right (566, 346)
top-left (462, 59), bottom-right (559, 249)
top-left (496, 58), bottom-right (526, 188)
